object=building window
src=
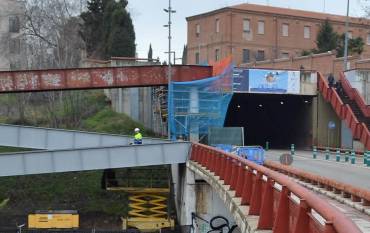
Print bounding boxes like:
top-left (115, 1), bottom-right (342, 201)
top-left (9, 16), bottom-right (20, 33)
top-left (282, 23), bottom-right (289, 37)
top-left (242, 49), bottom-right (250, 63)
top-left (347, 31), bottom-right (353, 39)
top-left (258, 21), bottom-right (265, 34)
top-left (215, 18), bottom-right (220, 33)
top-left (195, 52), bottom-right (200, 64)
top-left (367, 33), bottom-right (370, 45)
top-left (196, 24), bottom-right (200, 37)
top-left (281, 52), bottom-right (289, 59)
top-left (9, 38), bottom-right (20, 54)
top-left (256, 50), bottom-right (265, 61)
top-left (215, 49), bottom-right (220, 61)
top-left (304, 26), bottom-right (310, 39)
top-left (243, 19), bottom-right (250, 33)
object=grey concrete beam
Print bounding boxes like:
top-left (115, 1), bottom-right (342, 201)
top-left (0, 124), bottom-right (169, 150)
top-left (0, 142), bottom-right (190, 177)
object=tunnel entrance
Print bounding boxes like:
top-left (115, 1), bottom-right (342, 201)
top-left (224, 93), bottom-right (314, 149)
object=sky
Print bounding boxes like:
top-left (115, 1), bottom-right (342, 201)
top-left (127, 0), bottom-right (369, 63)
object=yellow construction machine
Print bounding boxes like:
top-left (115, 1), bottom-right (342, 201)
top-left (102, 166), bottom-right (175, 232)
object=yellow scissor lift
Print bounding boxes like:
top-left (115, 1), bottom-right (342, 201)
top-left (102, 166), bottom-right (175, 232)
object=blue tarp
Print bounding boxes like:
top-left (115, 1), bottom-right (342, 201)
top-left (168, 65), bottom-right (233, 140)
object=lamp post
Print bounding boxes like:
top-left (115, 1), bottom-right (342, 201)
top-left (164, 0), bottom-right (176, 140)
top-left (344, 0), bottom-right (350, 70)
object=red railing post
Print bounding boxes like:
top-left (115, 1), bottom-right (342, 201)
top-left (292, 199), bottom-right (310, 233)
top-left (230, 161), bottom-right (240, 190)
top-left (241, 168), bottom-right (253, 205)
top-left (257, 178), bottom-right (274, 229)
top-left (324, 222), bottom-right (336, 233)
top-left (249, 172), bottom-right (263, 215)
top-left (209, 151), bottom-right (216, 172)
top-left (223, 157), bottom-right (232, 185)
top-left (199, 147), bottom-right (206, 165)
top-left (219, 155), bottom-right (227, 180)
top-left (235, 164), bottom-right (246, 197)
top-left (214, 153), bottom-right (222, 176)
top-left (273, 186), bottom-right (290, 233)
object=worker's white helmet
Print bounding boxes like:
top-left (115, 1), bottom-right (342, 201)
top-left (134, 128), bottom-right (140, 132)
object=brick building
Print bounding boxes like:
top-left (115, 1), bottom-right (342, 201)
top-left (186, 3), bottom-right (370, 65)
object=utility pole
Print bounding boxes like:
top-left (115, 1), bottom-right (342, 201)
top-left (344, 0), bottom-right (350, 70)
top-left (164, 0), bottom-right (176, 140)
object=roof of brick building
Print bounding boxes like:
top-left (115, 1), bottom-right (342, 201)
top-left (187, 3), bottom-right (370, 25)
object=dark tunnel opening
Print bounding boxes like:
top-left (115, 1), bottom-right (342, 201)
top-left (224, 93), bottom-right (314, 149)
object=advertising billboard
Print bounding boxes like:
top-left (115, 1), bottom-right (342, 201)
top-left (233, 68), bottom-right (301, 94)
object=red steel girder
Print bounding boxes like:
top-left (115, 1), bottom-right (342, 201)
top-left (0, 65), bottom-right (212, 93)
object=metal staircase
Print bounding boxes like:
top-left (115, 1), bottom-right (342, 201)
top-left (338, 89), bottom-right (370, 130)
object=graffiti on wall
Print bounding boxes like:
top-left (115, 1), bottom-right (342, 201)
top-left (191, 213), bottom-right (238, 233)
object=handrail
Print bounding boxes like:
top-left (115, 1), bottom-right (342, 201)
top-left (330, 87), bottom-right (345, 119)
top-left (265, 160), bottom-right (370, 211)
top-left (318, 72), bottom-right (369, 145)
top-left (190, 143), bottom-right (361, 233)
top-left (340, 72), bottom-right (370, 117)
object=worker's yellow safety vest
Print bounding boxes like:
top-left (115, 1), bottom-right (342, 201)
top-left (134, 133), bottom-right (142, 140)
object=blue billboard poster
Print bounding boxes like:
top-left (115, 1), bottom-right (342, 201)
top-left (248, 69), bottom-right (300, 94)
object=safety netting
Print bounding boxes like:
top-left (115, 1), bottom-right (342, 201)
top-left (168, 64), bottom-right (233, 141)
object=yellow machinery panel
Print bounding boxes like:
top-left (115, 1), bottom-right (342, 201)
top-left (28, 210), bottom-right (79, 229)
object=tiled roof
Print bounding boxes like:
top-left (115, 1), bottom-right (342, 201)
top-left (188, 3), bottom-right (370, 25)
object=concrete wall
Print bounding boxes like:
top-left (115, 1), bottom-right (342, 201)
top-left (174, 165), bottom-right (236, 233)
top-left (314, 94), bottom-right (341, 147)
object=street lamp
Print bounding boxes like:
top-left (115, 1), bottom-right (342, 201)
top-left (344, 0), bottom-right (350, 70)
top-left (164, 0), bottom-right (176, 140)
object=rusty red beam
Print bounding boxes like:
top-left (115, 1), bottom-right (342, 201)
top-left (191, 143), bottom-right (361, 233)
top-left (0, 65), bottom-right (212, 93)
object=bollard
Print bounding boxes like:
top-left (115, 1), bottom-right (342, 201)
top-left (291, 144), bottom-right (295, 156)
top-left (325, 147), bottom-right (330, 160)
top-left (336, 149), bottom-right (340, 162)
top-left (345, 151), bottom-right (349, 162)
top-left (364, 151), bottom-right (368, 165)
top-left (351, 150), bottom-right (356, 164)
top-left (313, 146), bottom-right (317, 159)
top-left (265, 141), bottom-right (269, 151)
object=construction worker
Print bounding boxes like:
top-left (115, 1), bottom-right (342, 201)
top-left (133, 128), bottom-right (143, 145)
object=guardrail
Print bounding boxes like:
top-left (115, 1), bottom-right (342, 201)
top-left (317, 73), bottom-right (369, 148)
top-left (340, 72), bottom-right (370, 118)
top-left (190, 143), bottom-right (361, 233)
top-left (264, 160), bottom-right (370, 208)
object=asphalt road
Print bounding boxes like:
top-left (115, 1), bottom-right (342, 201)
top-left (265, 150), bottom-right (370, 191)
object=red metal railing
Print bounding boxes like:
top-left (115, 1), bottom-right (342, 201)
top-left (265, 160), bottom-right (370, 207)
top-left (318, 73), bottom-right (369, 146)
top-left (190, 143), bottom-right (361, 233)
top-left (340, 72), bottom-right (370, 118)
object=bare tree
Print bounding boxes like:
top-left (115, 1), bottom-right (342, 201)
top-left (18, 0), bottom-right (91, 128)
